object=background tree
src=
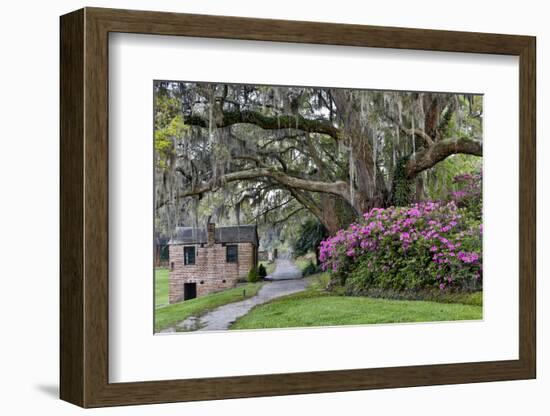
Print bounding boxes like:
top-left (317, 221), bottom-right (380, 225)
top-left (291, 218), bottom-right (327, 265)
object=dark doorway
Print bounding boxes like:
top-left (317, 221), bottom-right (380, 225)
top-left (183, 282), bottom-right (197, 301)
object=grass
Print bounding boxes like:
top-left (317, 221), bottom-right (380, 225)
top-left (429, 290), bottom-right (482, 307)
top-left (155, 268), bottom-right (169, 308)
top-left (155, 282), bottom-right (264, 332)
top-left (352, 287), bottom-right (483, 307)
top-left (294, 252), bottom-right (316, 273)
top-left (231, 272), bottom-right (482, 330)
top-left (304, 272), bottom-right (332, 290)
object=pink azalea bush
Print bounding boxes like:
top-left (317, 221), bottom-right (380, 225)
top-left (450, 171), bottom-right (482, 220)
top-left (320, 173), bottom-right (482, 294)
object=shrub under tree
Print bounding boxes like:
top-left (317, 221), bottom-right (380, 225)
top-left (247, 267), bottom-right (259, 283)
top-left (258, 263), bottom-right (267, 278)
top-left (320, 173), bottom-right (482, 295)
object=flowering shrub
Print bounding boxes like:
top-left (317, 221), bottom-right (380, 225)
top-left (449, 171), bottom-right (482, 220)
top-left (319, 200), bottom-right (482, 294)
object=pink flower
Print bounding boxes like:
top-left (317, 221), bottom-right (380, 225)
top-left (319, 199), bottom-right (482, 287)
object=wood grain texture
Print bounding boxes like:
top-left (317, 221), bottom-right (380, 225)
top-left (59, 8), bottom-right (84, 407)
top-left (59, 7), bottom-right (537, 408)
top-left (518, 38), bottom-right (537, 376)
top-left (88, 7), bottom-right (532, 54)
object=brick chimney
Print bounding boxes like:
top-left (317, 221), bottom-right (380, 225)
top-left (207, 222), bottom-right (215, 246)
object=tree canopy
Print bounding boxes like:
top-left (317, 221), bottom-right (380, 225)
top-left (154, 81), bottom-right (482, 239)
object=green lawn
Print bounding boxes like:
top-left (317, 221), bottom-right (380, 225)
top-left (155, 282), bottom-right (264, 332)
top-left (155, 268), bottom-right (169, 308)
top-left (231, 273), bottom-right (482, 330)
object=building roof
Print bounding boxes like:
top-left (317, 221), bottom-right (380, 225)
top-left (155, 234), bottom-right (170, 246)
top-left (169, 225), bottom-right (258, 246)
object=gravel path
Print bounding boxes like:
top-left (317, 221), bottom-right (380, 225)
top-left (265, 259), bottom-right (302, 281)
top-left (162, 259), bottom-right (306, 332)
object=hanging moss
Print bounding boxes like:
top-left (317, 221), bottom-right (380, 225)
top-left (439, 106), bottom-right (454, 137)
top-left (391, 155), bottom-right (415, 206)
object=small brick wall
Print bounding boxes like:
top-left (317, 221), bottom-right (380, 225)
top-left (168, 242), bottom-right (256, 303)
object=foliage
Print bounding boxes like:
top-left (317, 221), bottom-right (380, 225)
top-left (424, 154), bottom-right (482, 201)
top-left (258, 263), bottom-right (267, 278)
top-left (302, 260), bottom-right (321, 277)
top-left (154, 94), bottom-right (188, 169)
top-left (247, 267), bottom-right (259, 282)
top-left (305, 272), bottom-right (332, 291)
top-left (259, 261), bottom-right (276, 276)
top-left (294, 254), bottom-right (316, 271)
top-left (390, 155), bottom-right (415, 206)
top-left (320, 181), bottom-right (482, 294)
top-left (154, 115), bottom-right (187, 166)
top-left (449, 170), bottom-right (482, 220)
top-left (348, 287), bottom-right (482, 306)
top-left (291, 218), bottom-right (327, 262)
top-left (155, 282), bottom-right (264, 332)
top-left (154, 81), bottom-right (483, 237)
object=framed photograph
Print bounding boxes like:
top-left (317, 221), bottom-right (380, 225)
top-left (60, 7), bottom-right (536, 408)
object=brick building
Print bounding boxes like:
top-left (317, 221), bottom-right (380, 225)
top-left (168, 223), bottom-right (259, 303)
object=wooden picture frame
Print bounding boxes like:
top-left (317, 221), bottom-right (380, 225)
top-left (60, 7), bottom-right (536, 408)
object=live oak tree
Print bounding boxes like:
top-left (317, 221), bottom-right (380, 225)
top-left (154, 82), bottom-right (482, 236)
